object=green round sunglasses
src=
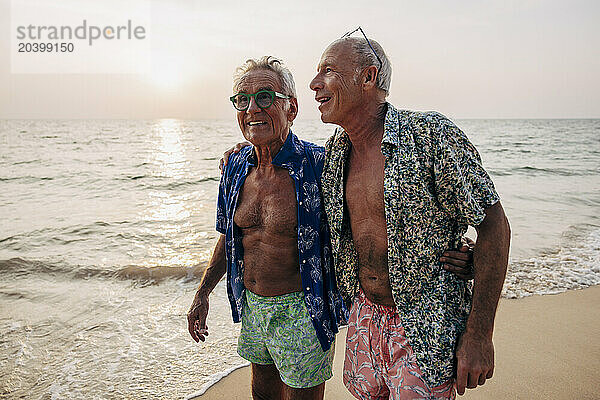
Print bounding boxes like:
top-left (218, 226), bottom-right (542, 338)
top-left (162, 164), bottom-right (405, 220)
top-left (229, 90), bottom-right (290, 111)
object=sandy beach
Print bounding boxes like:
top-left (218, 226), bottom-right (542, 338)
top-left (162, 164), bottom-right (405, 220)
top-left (193, 285), bottom-right (600, 400)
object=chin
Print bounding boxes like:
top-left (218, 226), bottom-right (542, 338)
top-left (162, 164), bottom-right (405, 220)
top-left (319, 111), bottom-right (331, 124)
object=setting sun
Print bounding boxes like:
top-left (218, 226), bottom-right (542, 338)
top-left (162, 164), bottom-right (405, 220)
top-left (146, 60), bottom-right (186, 90)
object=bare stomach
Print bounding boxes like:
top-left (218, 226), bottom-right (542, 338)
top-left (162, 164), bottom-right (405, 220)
top-left (359, 267), bottom-right (395, 307)
top-left (354, 232), bottom-right (395, 307)
top-left (241, 232), bottom-right (302, 297)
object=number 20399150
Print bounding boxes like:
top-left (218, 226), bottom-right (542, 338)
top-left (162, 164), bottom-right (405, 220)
top-left (18, 42), bottom-right (74, 52)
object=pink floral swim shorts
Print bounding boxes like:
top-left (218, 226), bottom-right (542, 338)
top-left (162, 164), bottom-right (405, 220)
top-left (343, 290), bottom-right (456, 400)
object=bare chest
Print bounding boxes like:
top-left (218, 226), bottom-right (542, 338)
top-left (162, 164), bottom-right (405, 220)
top-left (345, 150), bottom-right (386, 226)
top-left (234, 168), bottom-right (297, 236)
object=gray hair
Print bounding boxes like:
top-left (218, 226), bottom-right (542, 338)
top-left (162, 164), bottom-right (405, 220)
top-left (232, 56), bottom-right (297, 98)
top-left (330, 37), bottom-right (392, 94)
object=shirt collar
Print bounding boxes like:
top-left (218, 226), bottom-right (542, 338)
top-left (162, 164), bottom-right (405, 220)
top-left (381, 102), bottom-right (401, 147)
top-left (271, 130), bottom-right (304, 169)
top-left (330, 102), bottom-right (401, 149)
top-left (241, 130), bottom-right (303, 168)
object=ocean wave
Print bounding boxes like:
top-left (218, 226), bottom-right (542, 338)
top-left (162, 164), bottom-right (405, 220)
top-left (3, 224), bottom-right (598, 297)
top-left (0, 221), bottom-right (134, 245)
top-left (12, 159), bottom-right (41, 165)
top-left (0, 176), bottom-right (55, 182)
top-left (140, 177), bottom-right (219, 190)
top-left (114, 263), bottom-right (206, 282)
top-left (489, 166), bottom-right (596, 177)
top-left (502, 227), bottom-right (600, 298)
top-left (185, 363), bottom-right (250, 399)
top-left (114, 175), bottom-right (219, 188)
top-left (0, 257), bottom-right (207, 284)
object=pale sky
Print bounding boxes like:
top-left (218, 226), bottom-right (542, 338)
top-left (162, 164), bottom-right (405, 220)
top-left (1, 0), bottom-right (599, 120)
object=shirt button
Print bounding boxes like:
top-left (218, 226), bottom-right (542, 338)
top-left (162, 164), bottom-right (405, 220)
top-left (290, 171), bottom-right (294, 175)
top-left (299, 201), bottom-right (303, 205)
top-left (306, 287), bottom-right (310, 291)
top-left (299, 232), bottom-right (303, 236)
top-left (302, 260), bottom-right (306, 264)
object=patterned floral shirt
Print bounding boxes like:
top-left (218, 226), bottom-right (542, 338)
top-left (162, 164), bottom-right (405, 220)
top-left (321, 103), bottom-right (500, 386)
top-left (216, 131), bottom-right (347, 352)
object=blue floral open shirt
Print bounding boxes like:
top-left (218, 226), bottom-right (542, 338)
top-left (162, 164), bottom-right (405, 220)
top-left (216, 131), bottom-right (347, 352)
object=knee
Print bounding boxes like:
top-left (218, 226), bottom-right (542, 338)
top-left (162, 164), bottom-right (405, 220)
top-left (252, 385), bottom-right (279, 400)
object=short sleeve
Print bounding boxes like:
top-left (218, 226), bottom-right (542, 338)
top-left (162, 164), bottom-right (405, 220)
top-left (215, 169), bottom-right (227, 234)
top-left (433, 115), bottom-right (499, 226)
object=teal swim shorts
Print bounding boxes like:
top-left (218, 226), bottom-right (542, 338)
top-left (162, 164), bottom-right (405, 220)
top-left (237, 290), bottom-right (335, 389)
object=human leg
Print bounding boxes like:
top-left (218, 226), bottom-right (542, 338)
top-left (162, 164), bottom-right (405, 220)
top-left (379, 303), bottom-right (455, 399)
top-left (251, 363), bottom-right (284, 400)
top-left (242, 291), bottom-right (335, 398)
top-left (343, 291), bottom-right (389, 400)
top-left (281, 381), bottom-right (325, 400)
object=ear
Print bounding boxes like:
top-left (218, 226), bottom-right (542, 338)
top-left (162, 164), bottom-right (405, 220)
top-left (287, 97), bottom-right (299, 122)
top-left (362, 65), bottom-right (378, 90)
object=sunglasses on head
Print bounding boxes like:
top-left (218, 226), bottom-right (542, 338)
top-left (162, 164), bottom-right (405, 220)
top-left (341, 26), bottom-right (382, 67)
top-left (229, 90), bottom-right (290, 111)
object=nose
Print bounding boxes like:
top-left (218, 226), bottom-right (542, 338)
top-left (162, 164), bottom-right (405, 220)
top-left (246, 95), bottom-right (261, 114)
top-left (309, 74), bottom-right (323, 92)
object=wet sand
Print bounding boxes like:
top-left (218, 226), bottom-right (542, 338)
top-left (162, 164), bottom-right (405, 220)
top-left (192, 285), bottom-right (600, 400)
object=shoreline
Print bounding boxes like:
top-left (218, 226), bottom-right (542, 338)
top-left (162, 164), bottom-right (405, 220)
top-left (191, 285), bottom-right (600, 400)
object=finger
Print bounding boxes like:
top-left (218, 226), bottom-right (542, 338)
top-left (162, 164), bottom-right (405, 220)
top-left (442, 265), bottom-right (472, 278)
top-left (199, 312), bottom-right (208, 331)
top-left (448, 272), bottom-right (474, 281)
top-left (441, 260), bottom-right (468, 270)
top-left (486, 367), bottom-right (494, 379)
top-left (467, 372), bottom-right (479, 389)
top-left (456, 364), bottom-right (468, 395)
top-left (478, 374), bottom-right (486, 386)
top-left (442, 261), bottom-right (468, 272)
top-left (443, 251), bottom-right (470, 261)
top-left (443, 264), bottom-right (464, 274)
top-left (443, 263), bottom-right (473, 275)
top-left (222, 151), bottom-right (231, 167)
top-left (187, 314), bottom-right (199, 343)
top-left (462, 236), bottom-right (475, 246)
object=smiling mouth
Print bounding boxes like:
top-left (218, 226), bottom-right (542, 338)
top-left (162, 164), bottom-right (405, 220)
top-left (248, 121), bottom-right (267, 126)
top-left (316, 96), bottom-right (331, 105)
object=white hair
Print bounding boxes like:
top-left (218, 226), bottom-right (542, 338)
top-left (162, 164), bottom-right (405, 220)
top-left (330, 36), bottom-right (392, 95)
top-left (232, 56), bottom-right (297, 98)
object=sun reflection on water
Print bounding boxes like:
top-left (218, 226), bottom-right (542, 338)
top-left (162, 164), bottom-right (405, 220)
top-left (153, 118), bottom-right (188, 179)
top-left (139, 119), bottom-right (198, 268)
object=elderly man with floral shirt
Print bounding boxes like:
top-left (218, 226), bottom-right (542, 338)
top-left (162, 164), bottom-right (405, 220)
top-left (309, 32), bottom-right (511, 399)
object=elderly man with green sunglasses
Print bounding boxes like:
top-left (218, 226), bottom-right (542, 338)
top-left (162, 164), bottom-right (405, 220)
top-left (188, 56), bottom-right (346, 400)
top-left (188, 55), bottom-right (475, 400)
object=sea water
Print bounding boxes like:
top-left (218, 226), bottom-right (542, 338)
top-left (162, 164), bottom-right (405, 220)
top-left (1, 118), bottom-right (599, 398)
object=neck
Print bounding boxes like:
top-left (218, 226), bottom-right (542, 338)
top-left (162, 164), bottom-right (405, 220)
top-left (341, 100), bottom-right (387, 152)
top-left (253, 130), bottom-right (289, 168)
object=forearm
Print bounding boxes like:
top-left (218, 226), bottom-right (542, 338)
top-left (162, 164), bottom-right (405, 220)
top-left (466, 202), bottom-right (511, 337)
top-left (196, 234), bottom-right (227, 298)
